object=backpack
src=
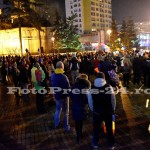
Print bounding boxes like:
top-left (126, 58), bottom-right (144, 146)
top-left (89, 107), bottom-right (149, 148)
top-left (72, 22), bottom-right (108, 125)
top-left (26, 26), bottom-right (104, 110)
top-left (108, 69), bottom-right (119, 85)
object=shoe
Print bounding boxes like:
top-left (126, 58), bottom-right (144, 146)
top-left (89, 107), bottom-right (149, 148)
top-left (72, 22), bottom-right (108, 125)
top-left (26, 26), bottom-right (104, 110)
top-left (64, 128), bottom-right (73, 134)
top-left (92, 143), bottom-right (98, 149)
top-left (55, 125), bottom-right (60, 129)
top-left (108, 144), bottom-right (117, 149)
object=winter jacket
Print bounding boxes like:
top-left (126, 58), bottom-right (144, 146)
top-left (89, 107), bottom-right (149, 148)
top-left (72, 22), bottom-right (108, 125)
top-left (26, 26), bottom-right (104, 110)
top-left (19, 67), bottom-right (29, 84)
top-left (31, 66), bottom-right (45, 90)
top-left (70, 57), bottom-right (79, 71)
top-left (11, 66), bottom-right (20, 84)
top-left (80, 57), bottom-right (91, 74)
top-left (88, 78), bottom-right (116, 115)
top-left (31, 67), bottom-right (37, 83)
top-left (70, 78), bottom-right (91, 121)
top-left (133, 57), bottom-right (142, 75)
top-left (51, 68), bottom-right (70, 100)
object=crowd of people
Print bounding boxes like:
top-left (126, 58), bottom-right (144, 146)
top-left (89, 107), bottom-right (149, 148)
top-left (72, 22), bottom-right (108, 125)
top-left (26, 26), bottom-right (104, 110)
top-left (0, 50), bottom-right (150, 149)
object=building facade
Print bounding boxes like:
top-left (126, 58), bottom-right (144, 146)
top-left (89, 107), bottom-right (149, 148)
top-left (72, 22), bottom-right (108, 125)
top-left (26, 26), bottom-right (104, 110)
top-left (0, 27), bottom-right (54, 55)
top-left (135, 21), bottom-right (150, 49)
top-left (65, 0), bottom-right (112, 34)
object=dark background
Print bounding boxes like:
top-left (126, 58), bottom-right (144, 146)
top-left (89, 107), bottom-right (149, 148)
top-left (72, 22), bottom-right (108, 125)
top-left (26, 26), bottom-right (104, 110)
top-left (112, 0), bottom-right (150, 23)
top-left (3, 0), bottom-right (150, 23)
top-left (58, 0), bottom-right (150, 23)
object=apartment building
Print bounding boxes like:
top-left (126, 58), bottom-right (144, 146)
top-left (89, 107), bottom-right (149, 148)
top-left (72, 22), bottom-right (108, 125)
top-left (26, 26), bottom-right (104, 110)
top-left (117, 21), bottom-right (150, 50)
top-left (65, 0), bottom-right (112, 34)
top-left (135, 21), bottom-right (150, 49)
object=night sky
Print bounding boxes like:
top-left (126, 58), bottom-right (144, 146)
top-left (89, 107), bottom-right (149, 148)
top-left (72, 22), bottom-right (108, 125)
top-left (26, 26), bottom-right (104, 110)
top-left (56, 0), bottom-right (150, 23)
top-left (112, 0), bottom-right (150, 23)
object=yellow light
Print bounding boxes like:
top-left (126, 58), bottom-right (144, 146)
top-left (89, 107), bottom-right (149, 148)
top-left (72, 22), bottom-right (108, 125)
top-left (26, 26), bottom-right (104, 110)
top-left (51, 37), bottom-right (55, 42)
top-left (107, 29), bottom-right (112, 35)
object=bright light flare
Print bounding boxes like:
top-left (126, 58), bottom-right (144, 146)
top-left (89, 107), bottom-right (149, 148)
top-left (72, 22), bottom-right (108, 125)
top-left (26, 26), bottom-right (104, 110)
top-left (107, 29), bottom-right (112, 35)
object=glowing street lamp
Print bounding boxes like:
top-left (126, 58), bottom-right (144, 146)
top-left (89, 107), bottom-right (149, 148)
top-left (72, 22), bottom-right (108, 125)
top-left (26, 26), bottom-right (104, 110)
top-left (51, 37), bottom-right (55, 42)
top-left (51, 37), bottom-right (55, 54)
top-left (107, 29), bottom-right (112, 43)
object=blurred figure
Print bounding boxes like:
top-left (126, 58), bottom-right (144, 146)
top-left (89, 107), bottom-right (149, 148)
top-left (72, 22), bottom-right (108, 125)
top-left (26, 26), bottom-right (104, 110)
top-left (31, 62), bottom-right (46, 114)
top-left (1, 61), bottom-right (9, 85)
top-left (70, 54), bottom-right (80, 84)
top-left (20, 64), bottom-right (30, 102)
top-left (80, 56), bottom-right (92, 77)
top-left (88, 72), bottom-right (116, 149)
top-left (51, 61), bottom-right (71, 132)
top-left (132, 55), bottom-right (142, 86)
top-left (70, 74), bottom-right (91, 144)
top-left (93, 56), bottom-right (99, 69)
top-left (11, 62), bottom-right (20, 97)
top-left (63, 58), bottom-right (69, 75)
top-left (122, 62), bottom-right (131, 88)
top-left (47, 60), bottom-right (55, 79)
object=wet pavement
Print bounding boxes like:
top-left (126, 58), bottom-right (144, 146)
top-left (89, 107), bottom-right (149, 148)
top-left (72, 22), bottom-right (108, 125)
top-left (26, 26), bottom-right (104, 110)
top-left (0, 81), bottom-right (150, 150)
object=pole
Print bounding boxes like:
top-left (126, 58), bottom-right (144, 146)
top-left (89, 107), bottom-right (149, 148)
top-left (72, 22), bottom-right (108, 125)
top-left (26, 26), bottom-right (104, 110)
top-left (38, 29), bottom-right (42, 55)
top-left (53, 41), bottom-right (55, 54)
top-left (51, 37), bottom-right (55, 54)
top-left (18, 0), bottom-right (23, 56)
top-left (18, 24), bottom-right (23, 56)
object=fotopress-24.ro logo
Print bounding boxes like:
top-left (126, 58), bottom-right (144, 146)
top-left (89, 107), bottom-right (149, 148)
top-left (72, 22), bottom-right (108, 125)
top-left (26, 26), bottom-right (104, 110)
top-left (6, 87), bottom-right (150, 95)
top-left (6, 87), bottom-right (89, 95)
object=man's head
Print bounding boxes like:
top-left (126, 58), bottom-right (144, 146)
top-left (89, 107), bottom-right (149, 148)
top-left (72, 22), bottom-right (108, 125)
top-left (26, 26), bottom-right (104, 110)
top-left (34, 62), bottom-right (40, 69)
top-left (77, 73), bottom-right (88, 80)
top-left (56, 61), bottom-right (64, 70)
top-left (96, 72), bottom-right (105, 79)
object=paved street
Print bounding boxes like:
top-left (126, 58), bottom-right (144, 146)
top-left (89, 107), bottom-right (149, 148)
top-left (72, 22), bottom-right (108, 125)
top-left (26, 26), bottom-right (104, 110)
top-left (0, 81), bottom-right (150, 150)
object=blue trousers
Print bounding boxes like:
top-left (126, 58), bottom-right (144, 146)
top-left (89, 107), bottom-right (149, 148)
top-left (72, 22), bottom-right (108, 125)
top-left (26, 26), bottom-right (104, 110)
top-left (54, 97), bottom-right (70, 131)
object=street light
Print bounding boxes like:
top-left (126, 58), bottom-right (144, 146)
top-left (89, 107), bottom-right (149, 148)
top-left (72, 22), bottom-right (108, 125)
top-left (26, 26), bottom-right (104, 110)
top-left (51, 37), bottom-right (55, 54)
top-left (107, 29), bottom-right (112, 44)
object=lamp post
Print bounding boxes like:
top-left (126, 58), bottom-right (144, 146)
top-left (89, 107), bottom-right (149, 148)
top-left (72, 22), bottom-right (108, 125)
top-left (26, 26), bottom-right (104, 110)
top-left (51, 37), bottom-right (55, 54)
top-left (18, 0), bottom-right (23, 56)
top-left (118, 37), bottom-right (121, 51)
top-left (107, 29), bottom-right (112, 44)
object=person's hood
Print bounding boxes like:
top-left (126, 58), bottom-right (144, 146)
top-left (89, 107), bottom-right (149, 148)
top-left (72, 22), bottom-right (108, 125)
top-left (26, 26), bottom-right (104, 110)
top-left (75, 78), bottom-right (91, 89)
top-left (94, 78), bottom-right (106, 87)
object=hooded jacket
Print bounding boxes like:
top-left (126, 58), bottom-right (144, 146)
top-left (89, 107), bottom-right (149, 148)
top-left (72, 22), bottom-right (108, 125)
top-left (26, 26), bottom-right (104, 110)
top-left (70, 78), bottom-right (91, 120)
top-left (88, 78), bottom-right (116, 114)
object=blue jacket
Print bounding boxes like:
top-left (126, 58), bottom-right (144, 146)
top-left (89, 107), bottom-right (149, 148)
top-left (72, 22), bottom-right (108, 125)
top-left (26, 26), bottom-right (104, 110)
top-left (51, 69), bottom-right (70, 100)
top-left (70, 78), bottom-right (91, 121)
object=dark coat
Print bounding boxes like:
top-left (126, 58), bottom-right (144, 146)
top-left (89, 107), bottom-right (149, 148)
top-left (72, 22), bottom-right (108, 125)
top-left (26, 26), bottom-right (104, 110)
top-left (80, 57), bottom-right (91, 74)
top-left (133, 57), bottom-right (142, 75)
top-left (70, 78), bottom-right (91, 121)
top-left (19, 67), bottom-right (29, 84)
top-left (11, 66), bottom-right (20, 84)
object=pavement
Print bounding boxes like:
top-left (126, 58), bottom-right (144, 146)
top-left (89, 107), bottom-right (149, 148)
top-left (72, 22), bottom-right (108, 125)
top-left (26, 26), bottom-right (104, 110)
top-left (0, 80), bottom-right (150, 150)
